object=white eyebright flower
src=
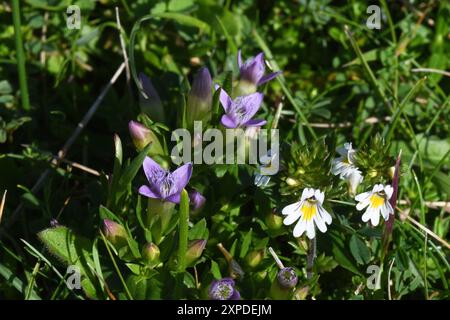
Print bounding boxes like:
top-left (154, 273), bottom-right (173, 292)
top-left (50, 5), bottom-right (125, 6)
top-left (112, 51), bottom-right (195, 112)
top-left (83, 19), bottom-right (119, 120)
top-left (282, 188), bottom-right (332, 239)
top-left (355, 184), bottom-right (394, 226)
top-left (332, 142), bottom-right (363, 194)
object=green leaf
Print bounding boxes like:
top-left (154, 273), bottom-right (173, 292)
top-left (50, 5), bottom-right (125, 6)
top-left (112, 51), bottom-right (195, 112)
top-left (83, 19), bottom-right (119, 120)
top-left (330, 233), bottom-right (362, 276)
top-left (188, 218), bottom-right (209, 240)
top-left (116, 143), bottom-right (152, 199)
top-left (210, 260), bottom-right (222, 279)
top-left (38, 226), bottom-right (99, 298)
top-left (239, 228), bottom-right (253, 259)
top-left (349, 234), bottom-right (371, 265)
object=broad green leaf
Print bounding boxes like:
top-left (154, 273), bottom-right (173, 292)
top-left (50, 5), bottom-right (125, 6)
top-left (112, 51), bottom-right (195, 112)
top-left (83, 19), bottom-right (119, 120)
top-left (349, 234), bottom-right (371, 265)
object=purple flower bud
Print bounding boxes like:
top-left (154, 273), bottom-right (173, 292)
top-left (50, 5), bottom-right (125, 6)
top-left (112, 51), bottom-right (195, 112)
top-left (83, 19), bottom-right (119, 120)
top-left (103, 219), bottom-right (128, 246)
top-left (187, 67), bottom-right (213, 128)
top-left (188, 190), bottom-right (206, 212)
top-left (138, 73), bottom-right (165, 123)
top-left (128, 120), bottom-right (164, 155)
top-left (186, 239), bottom-right (207, 266)
top-left (277, 267), bottom-right (298, 289)
top-left (142, 242), bottom-right (160, 267)
top-left (208, 278), bottom-right (240, 300)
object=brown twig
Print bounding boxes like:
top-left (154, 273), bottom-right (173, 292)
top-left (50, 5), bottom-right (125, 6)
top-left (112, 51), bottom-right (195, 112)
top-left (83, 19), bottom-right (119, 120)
top-left (0, 63), bottom-right (125, 231)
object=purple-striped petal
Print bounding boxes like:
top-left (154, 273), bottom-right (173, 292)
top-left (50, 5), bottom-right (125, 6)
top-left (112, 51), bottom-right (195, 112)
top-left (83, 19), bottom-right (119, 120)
top-left (165, 193), bottom-right (181, 204)
top-left (237, 92), bottom-right (264, 121)
top-left (142, 157), bottom-right (165, 183)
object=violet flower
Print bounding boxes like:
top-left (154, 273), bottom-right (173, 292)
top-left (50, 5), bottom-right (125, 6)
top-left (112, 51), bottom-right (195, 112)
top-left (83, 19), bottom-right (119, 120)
top-left (208, 278), bottom-right (240, 300)
top-left (138, 156), bottom-right (193, 204)
top-left (216, 86), bottom-right (266, 129)
top-left (238, 50), bottom-right (281, 87)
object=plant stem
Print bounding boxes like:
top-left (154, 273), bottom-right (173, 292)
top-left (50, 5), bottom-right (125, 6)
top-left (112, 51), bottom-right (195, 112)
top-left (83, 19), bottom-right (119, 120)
top-left (11, 0), bottom-right (30, 110)
top-left (100, 231), bottom-right (133, 300)
top-left (177, 189), bottom-right (189, 273)
top-left (306, 237), bottom-right (316, 280)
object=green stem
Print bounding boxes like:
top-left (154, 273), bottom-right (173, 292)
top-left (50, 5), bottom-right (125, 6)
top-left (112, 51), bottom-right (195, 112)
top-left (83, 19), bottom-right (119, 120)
top-left (100, 231), bottom-right (133, 300)
top-left (177, 189), bottom-right (189, 273)
top-left (11, 0), bottom-right (30, 110)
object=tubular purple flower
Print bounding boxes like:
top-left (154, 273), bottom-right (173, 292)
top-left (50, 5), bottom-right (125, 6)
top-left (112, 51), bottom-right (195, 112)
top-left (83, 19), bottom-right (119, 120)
top-left (238, 50), bottom-right (281, 87)
top-left (186, 67), bottom-right (213, 128)
top-left (138, 72), bottom-right (165, 123)
top-left (138, 156), bottom-right (193, 204)
top-left (208, 278), bottom-right (240, 300)
top-left (215, 85), bottom-right (266, 129)
top-left (128, 120), bottom-right (164, 155)
top-left (188, 189), bottom-right (206, 212)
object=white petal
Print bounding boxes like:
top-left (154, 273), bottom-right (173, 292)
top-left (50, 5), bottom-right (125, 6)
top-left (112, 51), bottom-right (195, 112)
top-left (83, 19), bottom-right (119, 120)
top-left (283, 210), bottom-right (301, 225)
top-left (361, 207), bottom-right (372, 222)
top-left (318, 206), bottom-right (332, 225)
top-left (373, 184), bottom-right (383, 193)
top-left (370, 208), bottom-right (381, 226)
top-left (355, 191), bottom-right (371, 202)
top-left (314, 189), bottom-right (325, 204)
top-left (356, 198), bottom-right (371, 211)
top-left (293, 219), bottom-right (306, 237)
top-left (314, 214), bottom-right (327, 233)
top-left (282, 201), bottom-right (301, 216)
top-left (306, 220), bottom-right (316, 239)
top-left (301, 188), bottom-right (314, 201)
top-left (385, 202), bottom-right (394, 217)
top-left (384, 185), bottom-right (394, 199)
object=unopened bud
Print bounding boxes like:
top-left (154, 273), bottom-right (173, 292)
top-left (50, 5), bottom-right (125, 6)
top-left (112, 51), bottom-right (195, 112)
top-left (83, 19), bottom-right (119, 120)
top-left (128, 120), bottom-right (164, 155)
top-left (186, 67), bottom-right (212, 128)
top-left (265, 212), bottom-right (283, 230)
top-left (142, 242), bottom-right (160, 267)
top-left (103, 219), bottom-right (127, 247)
top-left (246, 250), bottom-right (264, 268)
top-left (186, 239), bottom-right (207, 266)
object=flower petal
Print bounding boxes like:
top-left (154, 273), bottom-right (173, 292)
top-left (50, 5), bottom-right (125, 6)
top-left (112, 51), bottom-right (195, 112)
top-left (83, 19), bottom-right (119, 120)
top-left (221, 114), bottom-right (238, 128)
top-left (165, 193), bottom-right (181, 204)
top-left (143, 156), bottom-right (166, 184)
top-left (283, 210), bottom-right (301, 226)
top-left (293, 219), bottom-right (306, 237)
top-left (306, 220), bottom-right (316, 239)
top-left (237, 49), bottom-right (243, 68)
top-left (301, 188), bottom-right (315, 201)
top-left (314, 189), bottom-right (325, 204)
top-left (314, 213), bottom-right (327, 233)
top-left (258, 71), bottom-right (282, 85)
top-left (138, 185), bottom-right (160, 199)
top-left (242, 118), bottom-right (267, 127)
top-left (282, 201), bottom-right (301, 216)
top-left (384, 185), bottom-right (394, 199)
top-left (171, 162), bottom-right (193, 194)
top-left (355, 191), bottom-right (371, 202)
top-left (318, 206), bottom-right (332, 225)
top-left (215, 85), bottom-right (233, 112)
top-left (370, 209), bottom-right (381, 226)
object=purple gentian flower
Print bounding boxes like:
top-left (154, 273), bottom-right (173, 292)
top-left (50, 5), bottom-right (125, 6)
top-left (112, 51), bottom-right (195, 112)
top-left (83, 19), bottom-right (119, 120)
top-left (238, 50), bottom-right (281, 86)
top-left (216, 86), bottom-right (266, 128)
top-left (138, 157), bottom-right (193, 204)
top-left (208, 278), bottom-right (240, 300)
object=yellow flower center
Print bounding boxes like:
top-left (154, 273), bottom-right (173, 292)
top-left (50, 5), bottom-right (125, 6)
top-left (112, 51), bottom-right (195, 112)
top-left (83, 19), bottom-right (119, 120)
top-left (370, 193), bottom-right (385, 208)
top-left (301, 200), bottom-right (317, 221)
